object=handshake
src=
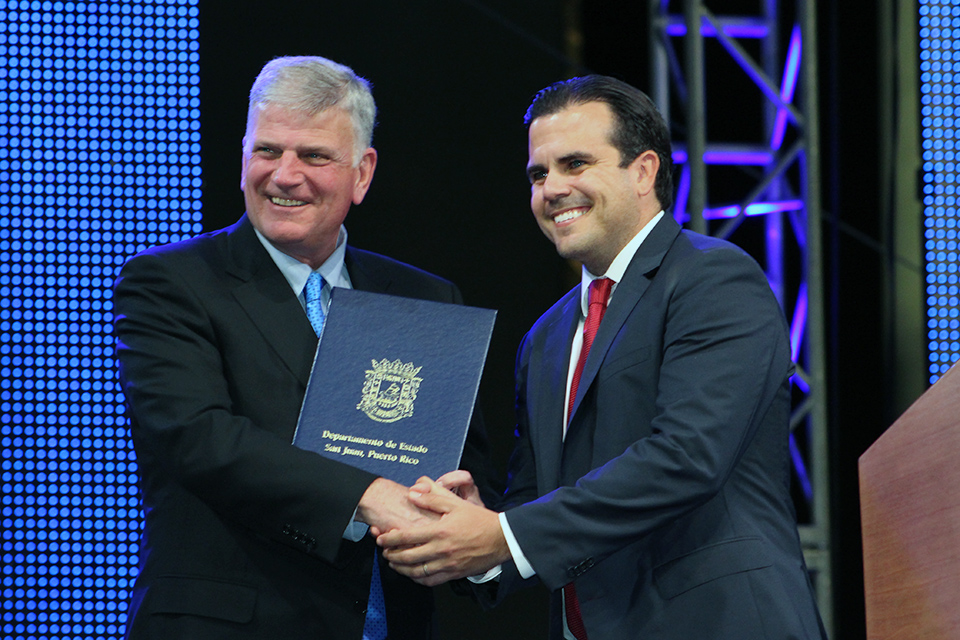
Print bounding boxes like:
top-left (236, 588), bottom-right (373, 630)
top-left (356, 471), bottom-right (511, 586)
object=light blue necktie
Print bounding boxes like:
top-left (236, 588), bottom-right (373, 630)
top-left (304, 272), bottom-right (326, 337)
top-left (302, 272), bottom-right (387, 639)
top-left (363, 557), bottom-right (388, 640)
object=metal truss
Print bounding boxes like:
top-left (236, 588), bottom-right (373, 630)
top-left (649, 0), bottom-right (831, 634)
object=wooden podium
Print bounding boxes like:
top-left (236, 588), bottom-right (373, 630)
top-left (859, 363), bottom-right (960, 639)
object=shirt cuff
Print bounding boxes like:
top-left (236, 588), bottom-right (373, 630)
top-left (500, 511), bottom-right (536, 579)
top-left (467, 564), bottom-right (503, 583)
top-left (343, 507), bottom-right (369, 542)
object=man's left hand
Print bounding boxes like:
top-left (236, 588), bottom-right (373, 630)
top-left (376, 477), bottom-right (510, 586)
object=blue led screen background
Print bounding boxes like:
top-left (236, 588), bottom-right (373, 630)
top-left (0, 0), bottom-right (948, 638)
top-left (921, 0), bottom-right (960, 384)
top-left (0, 2), bottom-right (201, 638)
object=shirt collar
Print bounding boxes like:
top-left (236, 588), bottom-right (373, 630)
top-left (254, 224), bottom-right (353, 296)
top-left (579, 210), bottom-right (665, 316)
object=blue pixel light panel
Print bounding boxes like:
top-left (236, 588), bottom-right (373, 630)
top-left (921, 0), bottom-right (960, 384)
top-left (0, 2), bottom-right (201, 639)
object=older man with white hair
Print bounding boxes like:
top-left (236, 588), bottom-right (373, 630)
top-left (114, 56), bottom-right (492, 640)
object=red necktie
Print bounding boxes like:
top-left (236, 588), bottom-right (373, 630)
top-left (563, 276), bottom-right (613, 640)
top-left (567, 277), bottom-right (614, 422)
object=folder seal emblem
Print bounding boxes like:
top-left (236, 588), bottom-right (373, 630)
top-left (357, 358), bottom-right (423, 423)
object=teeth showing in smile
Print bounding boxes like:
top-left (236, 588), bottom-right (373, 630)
top-left (270, 196), bottom-right (307, 207)
top-left (554, 208), bottom-right (587, 224)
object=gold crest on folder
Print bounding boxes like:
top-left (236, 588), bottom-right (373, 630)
top-left (356, 358), bottom-right (423, 423)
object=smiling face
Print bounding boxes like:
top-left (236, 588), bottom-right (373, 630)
top-left (526, 101), bottom-right (660, 275)
top-left (241, 105), bottom-right (377, 268)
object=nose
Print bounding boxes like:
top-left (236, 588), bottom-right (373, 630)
top-left (540, 171), bottom-right (571, 202)
top-left (271, 151), bottom-right (303, 188)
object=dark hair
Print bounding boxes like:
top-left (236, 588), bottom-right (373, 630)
top-left (524, 75), bottom-right (674, 211)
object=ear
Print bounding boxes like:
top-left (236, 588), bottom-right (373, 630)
top-left (240, 137), bottom-right (249, 191)
top-left (630, 150), bottom-right (660, 200)
top-left (352, 147), bottom-right (378, 205)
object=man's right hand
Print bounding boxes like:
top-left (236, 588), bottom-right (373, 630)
top-left (376, 477), bottom-right (510, 586)
top-left (357, 477), bottom-right (440, 537)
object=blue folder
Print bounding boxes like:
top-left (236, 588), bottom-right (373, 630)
top-left (293, 288), bottom-right (496, 486)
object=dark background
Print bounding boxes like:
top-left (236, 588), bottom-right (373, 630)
top-left (199, 1), bottom-right (895, 638)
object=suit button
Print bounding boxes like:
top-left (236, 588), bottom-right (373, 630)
top-left (567, 557), bottom-right (595, 578)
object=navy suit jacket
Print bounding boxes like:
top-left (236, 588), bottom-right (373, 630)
top-left (496, 215), bottom-right (826, 639)
top-left (114, 215), bottom-right (491, 640)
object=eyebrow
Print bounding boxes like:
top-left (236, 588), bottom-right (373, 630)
top-left (296, 145), bottom-right (336, 156)
top-left (251, 140), bottom-right (339, 157)
top-left (526, 162), bottom-right (545, 174)
top-left (558, 151), bottom-right (597, 164)
top-left (527, 151), bottom-right (598, 173)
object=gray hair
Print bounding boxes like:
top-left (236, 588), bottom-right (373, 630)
top-left (246, 56), bottom-right (376, 165)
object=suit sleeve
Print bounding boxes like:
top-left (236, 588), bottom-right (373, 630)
top-left (503, 245), bottom-right (792, 591)
top-left (499, 331), bottom-right (544, 511)
top-left (114, 251), bottom-right (377, 563)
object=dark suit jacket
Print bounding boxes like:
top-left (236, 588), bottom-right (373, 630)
top-left (114, 215), bottom-right (491, 640)
top-left (494, 215), bottom-right (826, 639)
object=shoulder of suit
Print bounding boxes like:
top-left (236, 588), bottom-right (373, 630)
top-left (670, 228), bottom-right (759, 266)
top-left (131, 222), bottom-right (233, 261)
top-left (663, 229), bottom-right (769, 290)
top-left (346, 246), bottom-right (456, 288)
top-left (676, 228), bottom-right (743, 253)
top-left (525, 283), bottom-right (578, 337)
top-left (118, 219), bottom-right (245, 288)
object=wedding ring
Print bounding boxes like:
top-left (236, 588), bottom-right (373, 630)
top-left (422, 563), bottom-right (430, 577)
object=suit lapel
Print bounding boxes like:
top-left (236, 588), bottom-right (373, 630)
top-left (567, 215), bottom-right (681, 429)
top-left (224, 216), bottom-right (318, 387)
top-left (534, 289), bottom-right (580, 490)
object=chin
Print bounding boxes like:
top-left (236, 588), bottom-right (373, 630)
top-left (258, 217), bottom-right (306, 237)
top-left (256, 224), bottom-right (305, 247)
top-left (554, 239), bottom-right (586, 262)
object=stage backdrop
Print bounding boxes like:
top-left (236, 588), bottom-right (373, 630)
top-left (1, 1), bottom-right (571, 638)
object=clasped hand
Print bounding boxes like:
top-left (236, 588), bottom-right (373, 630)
top-left (374, 471), bottom-right (510, 587)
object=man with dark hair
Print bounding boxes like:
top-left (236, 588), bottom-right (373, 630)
top-left (113, 55), bottom-right (492, 639)
top-left (378, 75), bottom-right (826, 639)
top-left (523, 74), bottom-right (675, 210)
